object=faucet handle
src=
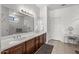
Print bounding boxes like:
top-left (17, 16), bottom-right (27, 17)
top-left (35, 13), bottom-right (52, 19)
top-left (18, 35), bottom-right (21, 40)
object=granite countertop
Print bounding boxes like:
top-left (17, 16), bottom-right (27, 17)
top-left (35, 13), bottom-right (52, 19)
top-left (0, 31), bottom-right (46, 52)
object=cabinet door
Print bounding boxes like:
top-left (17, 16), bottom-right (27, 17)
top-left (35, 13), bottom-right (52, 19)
top-left (25, 38), bottom-right (36, 54)
top-left (10, 43), bottom-right (25, 54)
top-left (39, 33), bottom-right (46, 48)
top-left (1, 49), bottom-right (10, 54)
top-left (35, 36), bottom-right (40, 51)
top-left (43, 33), bottom-right (46, 43)
top-left (39, 35), bottom-right (43, 47)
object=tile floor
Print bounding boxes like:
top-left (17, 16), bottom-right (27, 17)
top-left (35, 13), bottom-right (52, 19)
top-left (47, 39), bottom-right (79, 54)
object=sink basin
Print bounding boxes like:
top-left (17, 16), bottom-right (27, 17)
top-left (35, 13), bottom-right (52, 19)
top-left (0, 32), bottom-right (34, 50)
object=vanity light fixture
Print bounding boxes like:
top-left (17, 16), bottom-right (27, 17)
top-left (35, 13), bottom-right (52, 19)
top-left (19, 8), bottom-right (33, 17)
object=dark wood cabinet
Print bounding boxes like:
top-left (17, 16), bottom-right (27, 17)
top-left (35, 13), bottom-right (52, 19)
top-left (35, 33), bottom-right (46, 52)
top-left (35, 36), bottom-right (40, 51)
top-left (39, 35), bottom-right (43, 47)
top-left (25, 38), bottom-right (36, 54)
top-left (10, 43), bottom-right (25, 54)
top-left (1, 49), bottom-right (10, 54)
top-left (1, 33), bottom-right (46, 54)
top-left (39, 34), bottom-right (46, 47)
top-left (1, 43), bottom-right (25, 54)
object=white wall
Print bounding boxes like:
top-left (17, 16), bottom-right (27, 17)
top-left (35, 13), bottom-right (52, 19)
top-left (1, 6), bottom-right (9, 36)
top-left (38, 6), bottom-right (48, 43)
top-left (0, 5), bottom-right (1, 37)
top-left (48, 5), bottom-right (79, 42)
top-left (47, 10), bottom-right (55, 41)
top-left (0, 5), bottom-right (1, 50)
top-left (39, 6), bottom-right (47, 32)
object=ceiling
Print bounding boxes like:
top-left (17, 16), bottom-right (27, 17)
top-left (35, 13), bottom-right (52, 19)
top-left (2, 4), bottom-right (39, 11)
top-left (47, 4), bottom-right (79, 10)
top-left (35, 4), bottom-right (79, 10)
top-left (2, 4), bottom-right (79, 13)
top-left (2, 4), bottom-right (40, 17)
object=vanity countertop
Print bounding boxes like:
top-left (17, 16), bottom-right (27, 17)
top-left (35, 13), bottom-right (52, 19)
top-left (0, 31), bottom-right (46, 52)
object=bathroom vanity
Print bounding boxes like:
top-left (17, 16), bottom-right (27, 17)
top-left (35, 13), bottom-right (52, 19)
top-left (0, 5), bottom-right (47, 54)
top-left (1, 32), bottom-right (46, 54)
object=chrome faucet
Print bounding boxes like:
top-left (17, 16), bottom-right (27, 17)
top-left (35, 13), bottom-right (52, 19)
top-left (17, 35), bottom-right (21, 40)
top-left (13, 35), bottom-right (21, 41)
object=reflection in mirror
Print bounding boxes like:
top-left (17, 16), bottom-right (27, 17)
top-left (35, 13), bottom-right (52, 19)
top-left (1, 6), bottom-right (34, 37)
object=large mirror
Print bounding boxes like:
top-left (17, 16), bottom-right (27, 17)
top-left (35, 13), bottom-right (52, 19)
top-left (1, 6), bottom-right (34, 37)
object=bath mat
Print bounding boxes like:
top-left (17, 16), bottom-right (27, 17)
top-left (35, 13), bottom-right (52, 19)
top-left (35, 44), bottom-right (54, 54)
top-left (75, 50), bottom-right (79, 54)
